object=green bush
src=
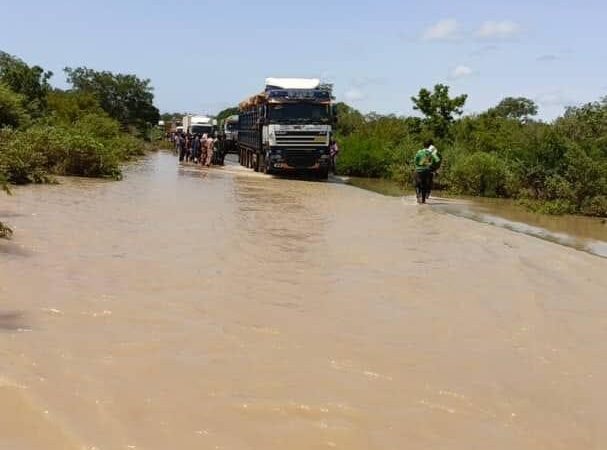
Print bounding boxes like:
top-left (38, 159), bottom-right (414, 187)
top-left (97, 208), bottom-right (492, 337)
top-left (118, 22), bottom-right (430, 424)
top-left (0, 128), bottom-right (50, 183)
top-left (383, 137), bottom-right (423, 187)
top-left (74, 112), bottom-right (121, 140)
top-left (0, 124), bottom-right (124, 181)
top-left (0, 221), bottom-right (11, 238)
top-left (581, 196), bottom-right (607, 217)
top-left (0, 83), bottom-right (29, 128)
top-left (535, 199), bottom-right (576, 215)
top-left (544, 175), bottom-right (575, 201)
top-left (109, 133), bottom-right (146, 159)
top-left (337, 135), bottom-right (390, 177)
top-left (52, 132), bottom-right (121, 178)
top-left (447, 152), bottom-right (514, 197)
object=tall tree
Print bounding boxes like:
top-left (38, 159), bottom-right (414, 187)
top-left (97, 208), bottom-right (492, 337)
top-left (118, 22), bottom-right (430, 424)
top-left (411, 84), bottom-right (467, 138)
top-left (0, 51), bottom-right (52, 117)
top-left (64, 67), bottom-right (159, 133)
top-left (488, 97), bottom-right (538, 122)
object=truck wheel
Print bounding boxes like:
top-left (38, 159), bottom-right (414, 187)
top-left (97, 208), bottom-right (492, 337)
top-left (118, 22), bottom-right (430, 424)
top-left (318, 167), bottom-right (329, 180)
top-left (259, 153), bottom-right (266, 173)
top-left (253, 153), bottom-right (260, 172)
top-left (264, 160), bottom-right (274, 175)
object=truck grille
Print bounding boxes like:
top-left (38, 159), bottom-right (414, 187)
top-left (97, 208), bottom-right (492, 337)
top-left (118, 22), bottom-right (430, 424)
top-left (284, 149), bottom-right (318, 168)
top-left (275, 131), bottom-right (326, 146)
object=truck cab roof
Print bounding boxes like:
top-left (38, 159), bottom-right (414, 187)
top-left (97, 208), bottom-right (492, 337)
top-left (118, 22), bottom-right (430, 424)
top-left (265, 78), bottom-right (320, 90)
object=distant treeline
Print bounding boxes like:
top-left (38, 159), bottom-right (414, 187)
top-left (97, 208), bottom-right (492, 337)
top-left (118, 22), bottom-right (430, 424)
top-left (334, 85), bottom-right (607, 217)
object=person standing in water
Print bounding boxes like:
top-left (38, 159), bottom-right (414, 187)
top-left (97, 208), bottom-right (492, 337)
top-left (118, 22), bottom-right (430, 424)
top-left (200, 133), bottom-right (208, 165)
top-left (413, 143), bottom-right (439, 204)
top-left (176, 132), bottom-right (186, 162)
top-left (204, 135), bottom-right (215, 167)
top-left (191, 134), bottom-right (201, 163)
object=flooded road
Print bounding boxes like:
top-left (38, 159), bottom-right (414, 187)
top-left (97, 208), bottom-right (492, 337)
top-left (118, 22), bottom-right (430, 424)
top-left (348, 177), bottom-right (607, 258)
top-left (2, 152), bottom-right (607, 450)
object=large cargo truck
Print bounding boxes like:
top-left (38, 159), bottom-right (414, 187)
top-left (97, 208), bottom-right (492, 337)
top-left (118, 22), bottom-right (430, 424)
top-left (221, 115), bottom-right (239, 154)
top-left (237, 78), bottom-right (332, 179)
top-left (182, 115), bottom-right (216, 136)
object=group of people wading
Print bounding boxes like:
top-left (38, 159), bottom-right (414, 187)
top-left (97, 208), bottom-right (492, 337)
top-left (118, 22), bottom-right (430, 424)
top-left (173, 132), bottom-right (218, 167)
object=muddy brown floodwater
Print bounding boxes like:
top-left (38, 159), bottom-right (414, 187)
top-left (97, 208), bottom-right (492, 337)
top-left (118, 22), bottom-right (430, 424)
top-left (347, 177), bottom-right (607, 258)
top-left (1, 152), bottom-right (607, 450)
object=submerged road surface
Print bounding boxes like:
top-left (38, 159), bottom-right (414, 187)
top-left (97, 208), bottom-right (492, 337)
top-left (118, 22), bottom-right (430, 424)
top-left (1, 152), bottom-right (607, 449)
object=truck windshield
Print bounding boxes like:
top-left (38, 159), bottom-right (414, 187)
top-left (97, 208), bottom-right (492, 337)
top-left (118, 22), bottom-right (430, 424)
top-left (269, 104), bottom-right (330, 124)
top-left (191, 125), bottom-right (213, 134)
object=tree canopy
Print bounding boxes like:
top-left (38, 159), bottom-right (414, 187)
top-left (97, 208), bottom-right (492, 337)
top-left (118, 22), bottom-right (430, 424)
top-left (488, 97), bottom-right (538, 122)
top-left (64, 67), bottom-right (159, 133)
top-left (47, 89), bottom-right (104, 124)
top-left (0, 51), bottom-right (53, 117)
top-left (411, 84), bottom-right (467, 138)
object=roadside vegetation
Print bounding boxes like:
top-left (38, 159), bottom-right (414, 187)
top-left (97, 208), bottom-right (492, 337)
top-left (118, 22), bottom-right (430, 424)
top-left (0, 51), bottom-right (161, 237)
top-left (0, 51), bottom-right (160, 183)
top-left (335, 86), bottom-right (607, 217)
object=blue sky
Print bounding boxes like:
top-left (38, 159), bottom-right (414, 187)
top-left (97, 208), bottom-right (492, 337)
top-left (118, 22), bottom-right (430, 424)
top-left (1, 0), bottom-right (606, 119)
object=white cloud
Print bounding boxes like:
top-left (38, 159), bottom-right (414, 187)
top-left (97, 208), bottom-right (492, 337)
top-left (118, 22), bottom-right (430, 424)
top-left (450, 65), bottom-right (473, 79)
top-left (476, 20), bottom-right (520, 39)
top-left (344, 88), bottom-right (365, 102)
top-left (422, 19), bottom-right (459, 41)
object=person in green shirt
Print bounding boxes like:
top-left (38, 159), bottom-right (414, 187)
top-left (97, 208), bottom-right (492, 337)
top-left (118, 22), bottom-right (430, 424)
top-left (413, 142), bottom-right (440, 204)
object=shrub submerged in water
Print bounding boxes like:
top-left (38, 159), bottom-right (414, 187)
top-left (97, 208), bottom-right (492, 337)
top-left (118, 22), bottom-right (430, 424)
top-left (336, 135), bottom-right (391, 178)
top-left (0, 221), bottom-right (11, 238)
top-left (447, 152), bottom-right (514, 197)
top-left (0, 117), bottom-right (147, 183)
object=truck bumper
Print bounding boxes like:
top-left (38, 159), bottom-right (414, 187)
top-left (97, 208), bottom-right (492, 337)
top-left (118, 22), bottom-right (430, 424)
top-left (268, 147), bottom-right (329, 170)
